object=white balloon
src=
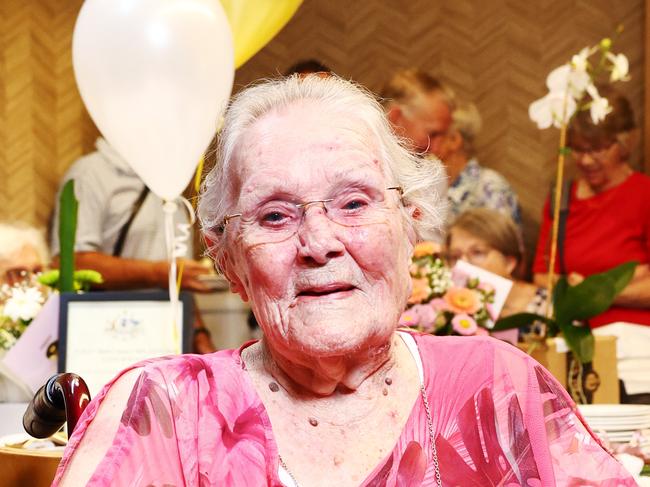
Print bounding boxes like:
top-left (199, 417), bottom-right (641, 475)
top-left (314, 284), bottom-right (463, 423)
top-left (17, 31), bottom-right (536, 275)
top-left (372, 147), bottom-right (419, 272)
top-left (73, 0), bottom-right (234, 200)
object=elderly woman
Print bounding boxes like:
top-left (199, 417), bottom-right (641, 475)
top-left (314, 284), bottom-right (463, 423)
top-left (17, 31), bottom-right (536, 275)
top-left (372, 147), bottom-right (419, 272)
top-left (53, 77), bottom-right (633, 486)
top-left (0, 222), bottom-right (49, 402)
top-left (0, 221), bottom-right (49, 285)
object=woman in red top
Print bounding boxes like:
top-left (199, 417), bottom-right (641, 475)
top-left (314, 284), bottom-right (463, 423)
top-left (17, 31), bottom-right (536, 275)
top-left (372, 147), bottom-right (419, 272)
top-left (533, 85), bottom-right (650, 400)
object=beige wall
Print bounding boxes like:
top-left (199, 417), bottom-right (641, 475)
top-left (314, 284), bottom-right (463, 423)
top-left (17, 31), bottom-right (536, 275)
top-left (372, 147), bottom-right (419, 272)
top-left (0, 0), bottom-right (98, 230)
top-left (1, 0), bottom-right (646, 263)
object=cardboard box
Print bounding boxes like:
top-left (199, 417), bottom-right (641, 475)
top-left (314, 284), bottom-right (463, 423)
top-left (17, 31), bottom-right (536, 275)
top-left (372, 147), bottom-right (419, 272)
top-left (521, 335), bottom-right (619, 404)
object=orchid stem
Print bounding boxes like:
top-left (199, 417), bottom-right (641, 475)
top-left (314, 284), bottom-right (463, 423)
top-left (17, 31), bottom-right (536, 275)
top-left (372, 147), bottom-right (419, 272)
top-left (546, 95), bottom-right (570, 318)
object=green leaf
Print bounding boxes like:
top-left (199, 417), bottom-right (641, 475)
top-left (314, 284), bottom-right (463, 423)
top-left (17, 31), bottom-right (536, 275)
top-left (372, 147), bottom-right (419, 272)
top-left (608, 261), bottom-right (637, 295)
top-left (555, 262), bottom-right (637, 322)
top-left (557, 321), bottom-right (594, 364)
top-left (551, 262), bottom-right (635, 364)
top-left (58, 180), bottom-right (78, 293)
top-left (493, 313), bottom-right (555, 331)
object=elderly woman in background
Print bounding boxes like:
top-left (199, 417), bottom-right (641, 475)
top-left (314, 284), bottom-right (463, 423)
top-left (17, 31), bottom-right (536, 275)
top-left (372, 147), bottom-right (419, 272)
top-left (53, 77), bottom-right (633, 486)
top-left (0, 222), bottom-right (49, 285)
top-left (0, 222), bottom-right (49, 402)
top-left (533, 86), bottom-right (650, 402)
top-left (447, 208), bottom-right (547, 319)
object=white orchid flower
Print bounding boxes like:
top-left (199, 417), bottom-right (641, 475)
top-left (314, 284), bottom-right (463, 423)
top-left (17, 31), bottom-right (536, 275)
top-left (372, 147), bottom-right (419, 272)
top-left (606, 52), bottom-right (629, 82)
top-left (570, 47), bottom-right (591, 72)
top-left (529, 91), bottom-right (578, 129)
top-left (585, 84), bottom-right (612, 124)
top-left (546, 64), bottom-right (591, 99)
top-left (3, 287), bottom-right (44, 322)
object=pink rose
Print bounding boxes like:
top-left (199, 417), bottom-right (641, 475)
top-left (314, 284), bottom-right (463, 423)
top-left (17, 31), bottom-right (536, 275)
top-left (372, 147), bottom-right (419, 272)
top-left (399, 310), bottom-right (420, 328)
top-left (452, 314), bottom-right (478, 336)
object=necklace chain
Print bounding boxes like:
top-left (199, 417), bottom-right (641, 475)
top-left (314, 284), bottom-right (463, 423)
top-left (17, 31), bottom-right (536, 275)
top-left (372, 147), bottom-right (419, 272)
top-left (278, 384), bottom-right (442, 487)
top-left (420, 384), bottom-right (442, 487)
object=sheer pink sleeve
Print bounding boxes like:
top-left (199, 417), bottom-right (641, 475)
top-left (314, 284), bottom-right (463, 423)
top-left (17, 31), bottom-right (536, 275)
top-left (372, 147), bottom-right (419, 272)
top-left (429, 335), bottom-right (635, 486)
top-left (52, 361), bottom-right (189, 487)
top-left (52, 353), bottom-right (273, 487)
top-left (525, 360), bottom-right (635, 485)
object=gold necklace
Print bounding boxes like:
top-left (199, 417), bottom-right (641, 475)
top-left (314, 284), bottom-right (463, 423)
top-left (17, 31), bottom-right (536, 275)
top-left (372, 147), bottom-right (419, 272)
top-left (278, 384), bottom-right (442, 487)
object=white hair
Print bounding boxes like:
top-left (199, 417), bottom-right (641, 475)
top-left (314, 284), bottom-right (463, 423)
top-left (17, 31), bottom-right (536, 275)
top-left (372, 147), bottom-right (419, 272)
top-left (0, 222), bottom-right (49, 267)
top-left (451, 100), bottom-right (482, 155)
top-left (199, 75), bottom-right (447, 263)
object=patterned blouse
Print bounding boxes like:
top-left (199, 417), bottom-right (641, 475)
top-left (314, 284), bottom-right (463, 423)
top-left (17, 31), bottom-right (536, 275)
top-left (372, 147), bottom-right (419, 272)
top-left (52, 332), bottom-right (634, 486)
top-left (448, 158), bottom-right (522, 225)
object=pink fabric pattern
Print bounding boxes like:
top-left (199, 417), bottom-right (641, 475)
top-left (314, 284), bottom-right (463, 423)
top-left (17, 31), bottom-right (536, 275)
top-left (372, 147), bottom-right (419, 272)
top-left (52, 333), bottom-right (635, 486)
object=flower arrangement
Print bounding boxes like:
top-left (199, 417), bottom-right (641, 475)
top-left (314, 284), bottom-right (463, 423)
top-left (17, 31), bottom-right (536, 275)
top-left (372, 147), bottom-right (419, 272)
top-left (528, 34), bottom-right (630, 305)
top-left (0, 272), bottom-right (50, 351)
top-left (399, 242), bottom-right (498, 336)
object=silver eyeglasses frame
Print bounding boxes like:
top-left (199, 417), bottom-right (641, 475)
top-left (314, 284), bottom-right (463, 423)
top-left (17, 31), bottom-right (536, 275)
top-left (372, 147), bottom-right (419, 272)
top-left (216, 186), bottom-right (403, 234)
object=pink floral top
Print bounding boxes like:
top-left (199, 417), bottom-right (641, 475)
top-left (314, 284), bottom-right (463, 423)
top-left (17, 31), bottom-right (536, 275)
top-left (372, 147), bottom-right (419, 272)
top-left (52, 332), bottom-right (634, 486)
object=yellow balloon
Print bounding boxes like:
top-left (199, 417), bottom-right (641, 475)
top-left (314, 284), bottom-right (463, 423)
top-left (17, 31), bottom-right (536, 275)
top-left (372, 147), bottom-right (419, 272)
top-left (220, 0), bottom-right (302, 68)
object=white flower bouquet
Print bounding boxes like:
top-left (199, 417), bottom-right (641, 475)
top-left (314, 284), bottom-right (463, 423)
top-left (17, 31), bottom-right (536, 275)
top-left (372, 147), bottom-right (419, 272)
top-left (0, 273), bottom-right (50, 351)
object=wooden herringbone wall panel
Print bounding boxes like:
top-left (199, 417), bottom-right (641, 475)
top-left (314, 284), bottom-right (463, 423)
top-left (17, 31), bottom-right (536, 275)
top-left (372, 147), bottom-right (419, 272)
top-left (234, 0), bottom-right (646, 260)
top-left (0, 0), bottom-right (646, 265)
top-left (0, 0), bottom-right (98, 231)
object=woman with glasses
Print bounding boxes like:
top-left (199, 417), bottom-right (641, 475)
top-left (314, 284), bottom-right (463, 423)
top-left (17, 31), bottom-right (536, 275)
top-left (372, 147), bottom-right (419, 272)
top-left (447, 208), bottom-right (547, 321)
top-left (533, 85), bottom-right (650, 402)
top-left (53, 76), bottom-right (633, 486)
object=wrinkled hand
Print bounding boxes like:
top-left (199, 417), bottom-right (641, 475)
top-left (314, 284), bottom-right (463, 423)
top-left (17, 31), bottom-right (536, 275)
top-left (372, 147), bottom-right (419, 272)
top-left (178, 259), bottom-right (213, 293)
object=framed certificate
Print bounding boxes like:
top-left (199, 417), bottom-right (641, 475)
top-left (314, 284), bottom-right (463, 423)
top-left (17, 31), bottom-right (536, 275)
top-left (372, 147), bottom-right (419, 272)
top-left (58, 291), bottom-right (193, 396)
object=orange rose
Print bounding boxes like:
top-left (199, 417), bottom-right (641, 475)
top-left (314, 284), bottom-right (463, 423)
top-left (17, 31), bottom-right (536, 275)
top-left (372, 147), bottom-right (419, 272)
top-left (408, 277), bottom-right (431, 304)
top-left (412, 241), bottom-right (441, 258)
top-left (443, 287), bottom-right (481, 314)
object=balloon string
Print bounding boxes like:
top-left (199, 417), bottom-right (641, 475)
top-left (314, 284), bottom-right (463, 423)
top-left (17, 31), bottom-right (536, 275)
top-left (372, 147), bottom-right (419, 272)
top-left (174, 196), bottom-right (196, 292)
top-left (163, 201), bottom-right (181, 354)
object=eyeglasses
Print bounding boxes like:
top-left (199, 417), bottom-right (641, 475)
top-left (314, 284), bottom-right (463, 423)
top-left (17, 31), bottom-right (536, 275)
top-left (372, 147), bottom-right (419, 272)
top-left (571, 141), bottom-right (617, 161)
top-left (445, 246), bottom-right (491, 267)
top-left (218, 186), bottom-right (403, 245)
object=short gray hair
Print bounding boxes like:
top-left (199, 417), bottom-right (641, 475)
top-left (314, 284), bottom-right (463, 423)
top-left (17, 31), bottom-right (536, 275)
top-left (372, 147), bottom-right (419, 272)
top-left (0, 222), bottom-right (49, 268)
top-left (199, 75), bottom-right (447, 263)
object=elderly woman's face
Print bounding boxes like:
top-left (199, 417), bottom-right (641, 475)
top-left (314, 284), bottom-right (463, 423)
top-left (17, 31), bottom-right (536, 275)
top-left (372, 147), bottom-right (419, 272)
top-left (222, 102), bottom-right (414, 355)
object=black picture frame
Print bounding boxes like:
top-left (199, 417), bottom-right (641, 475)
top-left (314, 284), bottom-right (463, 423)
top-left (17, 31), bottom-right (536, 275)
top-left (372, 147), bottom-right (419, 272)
top-left (58, 290), bottom-right (193, 394)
